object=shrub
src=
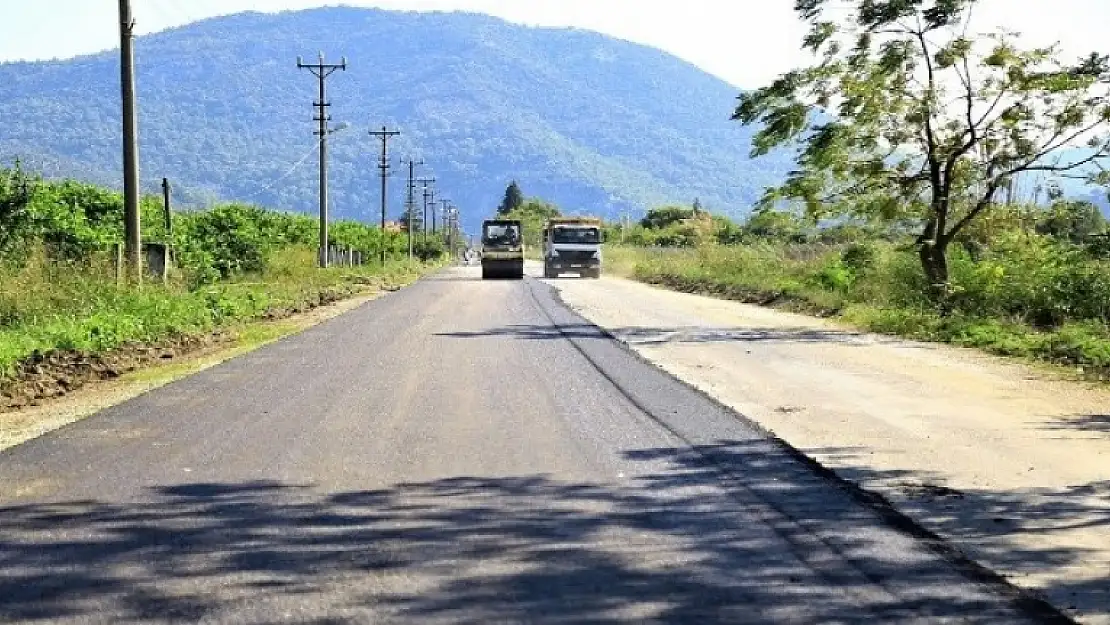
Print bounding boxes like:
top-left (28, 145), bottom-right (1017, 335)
top-left (176, 203), bottom-right (270, 278)
top-left (414, 239), bottom-right (445, 261)
top-left (841, 242), bottom-right (879, 272)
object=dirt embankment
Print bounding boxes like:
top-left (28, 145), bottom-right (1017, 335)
top-left (0, 334), bottom-right (231, 412)
top-left (0, 285), bottom-right (360, 413)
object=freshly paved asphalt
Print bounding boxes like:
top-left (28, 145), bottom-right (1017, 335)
top-left (0, 266), bottom-right (1067, 623)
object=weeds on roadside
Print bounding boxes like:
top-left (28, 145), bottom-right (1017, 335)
top-left (0, 246), bottom-right (429, 379)
top-left (613, 237), bottom-right (1110, 376)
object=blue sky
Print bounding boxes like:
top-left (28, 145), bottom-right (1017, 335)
top-left (0, 1), bottom-right (1107, 88)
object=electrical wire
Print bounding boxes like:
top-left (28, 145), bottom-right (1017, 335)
top-left (237, 139), bottom-right (321, 201)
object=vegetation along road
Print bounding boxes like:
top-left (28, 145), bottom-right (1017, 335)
top-left (0, 265), bottom-right (1075, 624)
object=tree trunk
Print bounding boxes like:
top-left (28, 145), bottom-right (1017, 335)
top-left (918, 239), bottom-right (950, 307)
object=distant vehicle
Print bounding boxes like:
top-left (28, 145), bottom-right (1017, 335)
top-left (481, 219), bottom-right (525, 280)
top-left (543, 217), bottom-right (603, 279)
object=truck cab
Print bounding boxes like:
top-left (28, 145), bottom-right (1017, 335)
top-left (480, 219), bottom-right (525, 280)
top-left (543, 217), bottom-right (603, 279)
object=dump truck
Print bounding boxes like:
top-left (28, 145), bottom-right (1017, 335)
top-left (480, 219), bottom-right (525, 280)
top-left (542, 217), bottom-right (603, 279)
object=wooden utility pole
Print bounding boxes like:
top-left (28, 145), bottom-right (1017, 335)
top-left (119, 0), bottom-right (141, 281)
top-left (369, 127), bottom-right (401, 265)
top-left (297, 53), bottom-right (347, 268)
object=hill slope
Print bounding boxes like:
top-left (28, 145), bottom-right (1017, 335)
top-left (0, 7), bottom-right (791, 230)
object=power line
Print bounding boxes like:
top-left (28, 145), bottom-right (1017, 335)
top-left (239, 139), bottom-right (327, 201)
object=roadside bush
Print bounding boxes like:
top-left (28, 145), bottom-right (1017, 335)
top-left (841, 242), bottom-right (879, 272)
top-left (1, 172), bottom-right (126, 263)
top-left (176, 203), bottom-right (270, 279)
top-left (1086, 234), bottom-right (1110, 259)
top-left (813, 259), bottom-right (855, 292)
top-left (414, 239), bottom-right (445, 261)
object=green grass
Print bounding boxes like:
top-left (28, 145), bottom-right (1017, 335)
top-left (0, 247), bottom-right (430, 379)
top-left (610, 243), bottom-right (1110, 378)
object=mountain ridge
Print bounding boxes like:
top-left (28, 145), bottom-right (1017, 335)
top-left (0, 7), bottom-right (790, 230)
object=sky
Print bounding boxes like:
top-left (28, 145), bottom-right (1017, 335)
top-left (0, 1), bottom-right (1107, 89)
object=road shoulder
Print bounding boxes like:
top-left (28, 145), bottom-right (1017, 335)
top-left (0, 290), bottom-right (389, 453)
top-left (551, 275), bottom-right (1110, 625)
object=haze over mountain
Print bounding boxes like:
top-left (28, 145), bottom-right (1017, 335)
top-left (0, 7), bottom-right (797, 230)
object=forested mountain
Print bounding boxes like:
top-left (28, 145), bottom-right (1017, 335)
top-left (0, 7), bottom-right (793, 230)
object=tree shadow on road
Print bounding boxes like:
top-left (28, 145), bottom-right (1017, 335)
top-left (0, 440), bottom-right (1087, 623)
top-left (740, 442), bottom-right (1110, 623)
top-left (1040, 414), bottom-right (1110, 434)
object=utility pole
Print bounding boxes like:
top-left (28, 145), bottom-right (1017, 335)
top-left (118, 0), bottom-right (141, 281)
top-left (369, 126), bottom-right (401, 265)
top-left (417, 176), bottom-right (436, 244)
top-left (297, 52), bottom-right (347, 268)
top-left (161, 178), bottom-right (173, 237)
top-left (400, 157), bottom-right (423, 260)
top-left (427, 188), bottom-right (437, 238)
top-left (439, 199), bottom-right (450, 241)
top-left (446, 205), bottom-right (459, 259)
top-left (432, 197), bottom-right (445, 236)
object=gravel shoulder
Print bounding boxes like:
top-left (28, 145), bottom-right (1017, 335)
top-left (552, 273), bottom-right (1110, 625)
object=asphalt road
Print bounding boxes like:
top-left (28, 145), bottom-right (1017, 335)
top-left (0, 266), bottom-right (1067, 624)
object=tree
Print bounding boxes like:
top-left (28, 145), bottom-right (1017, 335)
top-left (0, 162), bottom-right (39, 257)
top-left (502, 197), bottom-right (561, 249)
top-left (640, 206), bottom-right (694, 230)
top-left (1037, 200), bottom-right (1106, 242)
top-left (734, 0), bottom-right (1110, 294)
top-left (497, 180), bottom-right (525, 216)
top-left (397, 205), bottom-right (424, 233)
top-left (744, 208), bottom-right (806, 241)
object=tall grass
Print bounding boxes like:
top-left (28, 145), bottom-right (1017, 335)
top-left (613, 239), bottom-right (1110, 376)
top-left (0, 246), bottom-right (426, 379)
